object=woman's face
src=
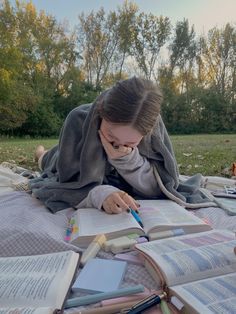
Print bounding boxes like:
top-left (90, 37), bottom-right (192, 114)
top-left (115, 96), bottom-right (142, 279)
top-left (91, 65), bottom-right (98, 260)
top-left (100, 119), bottom-right (143, 148)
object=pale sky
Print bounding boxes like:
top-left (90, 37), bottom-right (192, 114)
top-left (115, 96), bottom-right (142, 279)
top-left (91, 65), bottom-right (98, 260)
top-left (9, 0), bottom-right (236, 34)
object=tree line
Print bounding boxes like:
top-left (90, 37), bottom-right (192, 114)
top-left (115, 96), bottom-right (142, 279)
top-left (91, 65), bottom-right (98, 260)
top-left (0, 0), bottom-right (235, 136)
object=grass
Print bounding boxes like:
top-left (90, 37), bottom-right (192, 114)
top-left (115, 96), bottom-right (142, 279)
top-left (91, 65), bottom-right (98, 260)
top-left (171, 134), bottom-right (236, 177)
top-left (0, 138), bottom-right (57, 171)
top-left (0, 134), bottom-right (235, 177)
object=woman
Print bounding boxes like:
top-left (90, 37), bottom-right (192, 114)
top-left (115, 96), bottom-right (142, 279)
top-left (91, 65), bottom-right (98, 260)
top-left (31, 77), bottom-right (213, 213)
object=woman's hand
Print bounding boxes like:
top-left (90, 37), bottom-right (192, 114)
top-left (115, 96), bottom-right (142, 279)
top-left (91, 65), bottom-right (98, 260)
top-left (102, 191), bottom-right (140, 214)
top-left (99, 130), bottom-right (132, 159)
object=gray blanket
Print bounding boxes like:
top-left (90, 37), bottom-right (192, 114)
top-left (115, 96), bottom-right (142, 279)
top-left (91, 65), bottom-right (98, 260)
top-left (29, 94), bottom-right (213, 212)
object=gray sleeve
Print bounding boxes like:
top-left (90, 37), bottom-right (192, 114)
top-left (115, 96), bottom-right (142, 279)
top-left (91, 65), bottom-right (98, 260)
top-left (76, 185), bottom-right (121, 209)
top-left (108, 147), bottom-right (160, 197)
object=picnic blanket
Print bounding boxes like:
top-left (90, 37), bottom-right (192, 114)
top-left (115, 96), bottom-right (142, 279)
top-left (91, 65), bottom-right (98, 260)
top-left (0, 164), bottom-right (236, 313)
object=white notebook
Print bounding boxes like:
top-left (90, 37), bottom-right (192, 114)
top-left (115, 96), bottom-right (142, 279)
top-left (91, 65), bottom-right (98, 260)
top-left (72, 258), bottom-right (127, 294)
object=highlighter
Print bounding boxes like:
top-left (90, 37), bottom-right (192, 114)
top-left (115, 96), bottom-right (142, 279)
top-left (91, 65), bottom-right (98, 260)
top-left (129, 208), bottom-right (144, 228)
top-left (80, 234), bottom-right (106, 267)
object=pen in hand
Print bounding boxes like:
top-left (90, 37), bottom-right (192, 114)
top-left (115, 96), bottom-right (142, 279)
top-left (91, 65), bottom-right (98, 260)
top-left (129, 207), bottom-right (144, 228)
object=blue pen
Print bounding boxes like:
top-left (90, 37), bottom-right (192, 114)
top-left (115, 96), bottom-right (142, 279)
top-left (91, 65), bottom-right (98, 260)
top-left (129, 208), bottom-right (144, 228)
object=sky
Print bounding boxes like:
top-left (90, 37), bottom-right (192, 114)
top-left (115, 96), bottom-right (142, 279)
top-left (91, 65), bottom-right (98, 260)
top-left (11, 0), bottom-right (236, 35)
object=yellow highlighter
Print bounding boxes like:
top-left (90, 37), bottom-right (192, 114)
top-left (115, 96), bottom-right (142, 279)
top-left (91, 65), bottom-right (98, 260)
top-left (80, 234), bottom-right (106, 267)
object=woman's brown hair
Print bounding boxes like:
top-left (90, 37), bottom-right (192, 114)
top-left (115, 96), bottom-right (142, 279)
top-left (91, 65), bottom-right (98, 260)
top-left (98, 77), bottom-right (163, 135)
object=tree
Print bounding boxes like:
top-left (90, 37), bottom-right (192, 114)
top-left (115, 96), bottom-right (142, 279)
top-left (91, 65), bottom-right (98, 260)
top-left (77, 8), bottom-right (120, 89)
top-left (0, 0), bottom-right (37, 130)
top-left (0, 0), bottom-right (79, 134)
top-left (199, 24), bottom-right (236, 97)
top-left (169, 19), bottom-right (197, 94)
top-left (132, 12), bottom-right (171, 79)
top-left (197, 24), bottom-right (236, 132)
top-left (115, 0), bottom-right (138, 78)
top-left (53, 66), bottom-right (99, 120)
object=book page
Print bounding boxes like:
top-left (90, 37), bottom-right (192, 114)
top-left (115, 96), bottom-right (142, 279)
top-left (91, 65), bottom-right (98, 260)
top-left (0, 308), bottom-right (53, 314)
top-left (0, 251), bottom-right (79, 308)
top-left (137, 200), bottom-right (211, 234)
top-left (70, 200), bottom-right (211, 247)
top-left (136, 230), bottom-right (236, 287)
top-left (170, 273), bottom-right (236, 314)
top-left (70, 208), bottom-right (143, 247)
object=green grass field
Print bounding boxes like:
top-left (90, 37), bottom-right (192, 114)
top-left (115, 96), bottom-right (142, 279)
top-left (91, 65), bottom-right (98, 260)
top-left (0, 134), bottom-right (235, 177)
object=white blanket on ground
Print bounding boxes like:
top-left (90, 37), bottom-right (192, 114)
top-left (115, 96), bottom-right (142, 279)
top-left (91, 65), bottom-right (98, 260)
top-left (0, 165), bottom-right (28, 195)
top-left (0, 165), bottom-right (235, 312)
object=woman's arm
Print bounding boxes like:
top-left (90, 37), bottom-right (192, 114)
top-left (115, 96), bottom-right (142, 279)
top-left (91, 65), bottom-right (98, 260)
top-left (98, 128), bottom-right (161, 198)
top-left (76, 185), bottom-right (120, 209)
top-left (109, 147), bottom-right (162, 198)
top-left (76, 184), bottom-right (139, 214)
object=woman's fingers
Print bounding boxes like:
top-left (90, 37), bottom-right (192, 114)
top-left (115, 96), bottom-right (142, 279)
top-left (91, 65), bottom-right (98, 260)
top-left (103, 200), bottom-right (122, 214)
top-left (102, 191), bottom-right (139, 214)
top-left (103, 193), bottom-right (128, 214)
top-left (98, 130), bottom-right (115, 156)
top-left (119, 192), bottom-right (139, 212)
top-left (98, 130), bottom-right (132, 159)
top-left (118, 146), bottom-right (132, 154)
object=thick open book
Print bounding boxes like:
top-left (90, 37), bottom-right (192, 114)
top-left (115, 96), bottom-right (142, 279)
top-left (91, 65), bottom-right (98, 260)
top-left (0, 250), bottom-right (80, 313)
top-left (135, 229), bottom-right (236, 314)
top-left (70, 200), bottom-right (212, 247)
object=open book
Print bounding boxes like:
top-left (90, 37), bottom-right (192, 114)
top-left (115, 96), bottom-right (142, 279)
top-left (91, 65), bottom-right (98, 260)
top-left (135, 229), bottom-right (236, 314)
top-left (70, 200), bottom-right (212, 247)
top-left (0, 250), bottom-right (80, 313)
